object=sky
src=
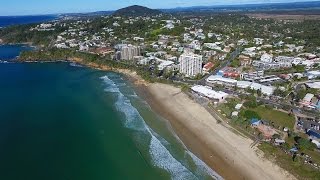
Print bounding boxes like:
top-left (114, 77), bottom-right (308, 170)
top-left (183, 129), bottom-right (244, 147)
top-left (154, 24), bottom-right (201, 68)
top-left (0, 0), bottom-right (317, 16)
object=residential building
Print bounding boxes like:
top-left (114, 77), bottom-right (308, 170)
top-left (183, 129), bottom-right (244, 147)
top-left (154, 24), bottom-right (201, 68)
top-left (239, 55), bottom-right (252, 67)
top-left (179, 52), bottom-right (203, 77)
top-left (260, 53), bottom-right (273, 63)
top-left (203, 62), bottom-right (214, 73)
top-left (119, 44), bottom-right (141, 61)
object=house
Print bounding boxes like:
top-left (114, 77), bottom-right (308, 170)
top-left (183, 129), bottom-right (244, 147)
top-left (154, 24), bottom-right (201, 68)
top-left (235, 104), bottom-right (243, 110)
top-left (242, 47), bottom-right (257, 57)
top-left (232, 111), bottom-right (239, 117)
top-left (274, 139), bottom-right (286, 146)
top-left (301, 93), bottom-right (314, 106)
top-left (204, 42), bottom-right (222, 51)
top-left (203, 62), bottom-right (214, 73)
top-left (237, 39), bottom-right (248, 46)
top-left (251, 118), bottom-right (262, 126)
top-left (239, 55), bottom-right (252, 67)
top-left (254, 38), bottom-right (264, 45)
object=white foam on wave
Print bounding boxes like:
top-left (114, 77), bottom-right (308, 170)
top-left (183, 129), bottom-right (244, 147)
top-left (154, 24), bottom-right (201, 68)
top-left (100, 75), bottom-right (221, 180)
top-left (149, 134), bottom-right (197, 180)
top-left (100, 75), bottom-right (121, 93)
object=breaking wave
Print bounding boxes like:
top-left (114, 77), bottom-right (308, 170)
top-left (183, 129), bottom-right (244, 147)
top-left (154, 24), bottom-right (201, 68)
top-left (100, 75), bottom-right (222, 180)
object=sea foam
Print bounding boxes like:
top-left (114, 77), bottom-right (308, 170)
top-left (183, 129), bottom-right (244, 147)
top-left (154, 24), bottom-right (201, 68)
top-left (100, 75), bottom-right (222, 180)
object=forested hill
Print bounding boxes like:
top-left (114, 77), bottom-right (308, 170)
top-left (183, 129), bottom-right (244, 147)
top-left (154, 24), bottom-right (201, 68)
top-left (113, 5), bottom-right (163, 17)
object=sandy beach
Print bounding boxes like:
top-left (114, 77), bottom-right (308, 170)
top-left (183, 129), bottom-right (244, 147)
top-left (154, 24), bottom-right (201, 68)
top-left (135, 82), bottom-right (296, 180)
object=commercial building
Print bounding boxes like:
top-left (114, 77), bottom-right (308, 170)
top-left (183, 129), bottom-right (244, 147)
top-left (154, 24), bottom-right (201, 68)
top-left (217, 67), bottom-right (240, 78)
top-left (191, 85), bottom-right (228, 102)
top-left (206, 75), bottom-right (237, 87)
top-left (179, 52), bottom-right (203, 77)
top-left (206, 75), bottom-right (275, 95)
top-left (240, 71), bottom-right (264, 80)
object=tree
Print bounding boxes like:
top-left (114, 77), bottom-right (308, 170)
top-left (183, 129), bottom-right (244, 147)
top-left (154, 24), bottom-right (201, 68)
top-left (243, 96), bottom-right (258, 108)
top-left (242, 110), bottom-right (261, 119)
top-left (296, 89), bottom-right (307, 101)
top-left (257, 89), bottom-right (262, 97)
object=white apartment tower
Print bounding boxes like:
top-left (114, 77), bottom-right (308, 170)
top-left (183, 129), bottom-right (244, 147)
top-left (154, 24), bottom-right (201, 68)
top-left (120, 44), bottom-right (141, 60)
top-left (179, 52), bottom-right (203, 77)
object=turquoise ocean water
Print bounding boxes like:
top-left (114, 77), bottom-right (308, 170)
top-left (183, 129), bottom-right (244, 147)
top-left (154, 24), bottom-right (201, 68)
top-left (0, 45), bottom-right (222, 180)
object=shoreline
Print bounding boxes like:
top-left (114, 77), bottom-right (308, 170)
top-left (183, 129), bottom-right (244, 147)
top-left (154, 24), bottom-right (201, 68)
top-left (134, 82), bottom-right (296, 180)
top-left (120, 68), bottom-right (295, 179)
top-left (19, 59), bottom-right (296, 180)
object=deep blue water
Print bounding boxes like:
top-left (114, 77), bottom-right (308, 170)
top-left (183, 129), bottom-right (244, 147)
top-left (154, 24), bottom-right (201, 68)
top-left (0, 15), bottom-right (56, 27)
top-left (0, 44), bottom-right (33, 60)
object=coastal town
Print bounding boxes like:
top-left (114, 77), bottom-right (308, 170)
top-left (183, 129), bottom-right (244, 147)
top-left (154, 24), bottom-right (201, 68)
top-left (1, 4), bottom-right (320, 179)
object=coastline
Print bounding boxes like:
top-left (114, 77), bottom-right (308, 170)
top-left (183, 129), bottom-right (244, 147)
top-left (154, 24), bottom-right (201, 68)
top-left (19, 59), bottom-right (296, 180)
top-left (135, 82), bottom-right (296, 180)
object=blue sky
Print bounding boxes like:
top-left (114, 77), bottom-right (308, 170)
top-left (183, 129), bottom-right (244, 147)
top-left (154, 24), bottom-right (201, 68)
top-left (0, 0), bottom-right (316, 16)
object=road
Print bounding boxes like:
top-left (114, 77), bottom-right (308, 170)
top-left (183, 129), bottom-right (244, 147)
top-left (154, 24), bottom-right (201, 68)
top-left (198, 47), bottom-right (241, 85)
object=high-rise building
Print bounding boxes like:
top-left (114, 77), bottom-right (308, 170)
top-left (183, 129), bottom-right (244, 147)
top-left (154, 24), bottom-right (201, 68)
top-left (179, 52), bottom-right (203, 77)
top-left (120, 44), bottom-right (141, 60)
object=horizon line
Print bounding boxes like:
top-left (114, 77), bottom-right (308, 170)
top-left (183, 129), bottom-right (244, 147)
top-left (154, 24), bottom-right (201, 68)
top-left (0, 0), bottom-right (319, 16)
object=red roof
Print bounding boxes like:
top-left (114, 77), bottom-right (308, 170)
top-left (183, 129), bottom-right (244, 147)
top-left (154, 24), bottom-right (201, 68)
top-left (204, 62), bottom-right (214, 70)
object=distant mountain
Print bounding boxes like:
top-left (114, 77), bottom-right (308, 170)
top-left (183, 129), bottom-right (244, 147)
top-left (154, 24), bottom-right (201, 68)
top-left (113, 5), bottom-right (163, 16)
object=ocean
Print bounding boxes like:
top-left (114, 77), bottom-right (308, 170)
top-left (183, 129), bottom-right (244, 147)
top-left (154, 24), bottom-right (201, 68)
top-left (0, 44), bottom-right (33, 60)
top-left (0, 15), bottom-right (56, 27)
top-left (0, 48), bottom-right (222, 179)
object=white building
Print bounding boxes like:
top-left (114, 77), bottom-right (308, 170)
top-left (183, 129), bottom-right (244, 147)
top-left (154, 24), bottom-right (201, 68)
top-left (191, 85), bottom-right (228, 102)
top-left (254, 38), bottom-right (264, 45)
top-left (260, 53), bottom-right (273, 63)
top-left (189, 40), bottom-right (201, 50)
top-left (306, 71), bottom-right (320, 80)
top-left (206, 76), bottom-right (275, 96)
top-left (119, 44), bottom-right (141, 61)
top-left (179, 52), bottom-right (203, 77)
top-left (204, 42), bottom-right (222, 51)
top-left (206, 75), bottom-right (237, 86)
